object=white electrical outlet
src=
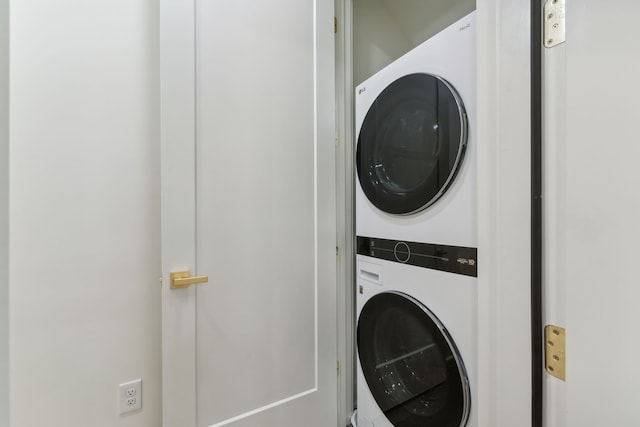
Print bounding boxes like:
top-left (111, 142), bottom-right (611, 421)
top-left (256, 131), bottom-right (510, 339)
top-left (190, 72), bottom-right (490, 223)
top-left (119, 379), bottom-right (142, 414)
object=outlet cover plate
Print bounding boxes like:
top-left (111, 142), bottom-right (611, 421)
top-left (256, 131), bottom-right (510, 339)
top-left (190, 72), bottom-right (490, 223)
top-left (119, 379), bottom-right (142, 414)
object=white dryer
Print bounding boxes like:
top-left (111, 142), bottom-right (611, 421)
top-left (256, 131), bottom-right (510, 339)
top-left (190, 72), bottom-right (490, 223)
top-left (355, 12), bottom-right (476, 248)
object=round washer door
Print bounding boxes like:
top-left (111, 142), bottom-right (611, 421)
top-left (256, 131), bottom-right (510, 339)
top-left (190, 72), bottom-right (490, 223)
top-left (357, 291), bottom-right (470, 427)
top-left (357, 73), bottom-right (467, 215)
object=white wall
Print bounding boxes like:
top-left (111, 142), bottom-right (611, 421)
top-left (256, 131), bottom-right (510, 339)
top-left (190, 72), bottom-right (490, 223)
top-left (352, 0), bottom-right (476, 85)
top-left (352, 0), bottom-right (412, 85)
top-left (0, 0), bottom-right (9, 425)
top-left (380, 0), bottom-right (476, 49)
top-left (9, 1), bottom-right (161, 426)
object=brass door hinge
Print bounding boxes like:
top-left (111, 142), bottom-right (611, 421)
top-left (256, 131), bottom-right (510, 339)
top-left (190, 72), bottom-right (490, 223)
top-left (334, 17), bottom-right (337, 34)
top-left (337, 360), bottom-right (340, 376)
top-left (544, 0), bottom-right (565, 48)
top-left (545, 325), bottom-right (566, 381)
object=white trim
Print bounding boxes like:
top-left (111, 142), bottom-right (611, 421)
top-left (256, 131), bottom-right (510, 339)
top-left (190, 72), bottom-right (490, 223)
top-left (209, 388), bottom-right (318, 427)
top-left (335, 0), bottom-right (356, 425)
top-left (313, 0), bottom-right (320, 391)
top-left (315, 0), bottom-right (340, 423)
top-left (0, 0), bottom-right (8, 423)
top-left (477, 1), bottom-right (533, 426)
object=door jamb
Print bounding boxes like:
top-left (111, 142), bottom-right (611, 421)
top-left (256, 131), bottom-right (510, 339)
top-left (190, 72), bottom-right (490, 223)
top-left (334, 0), bottom-right (356, 425)
top-left (477, 1), bottom-right (534, 426)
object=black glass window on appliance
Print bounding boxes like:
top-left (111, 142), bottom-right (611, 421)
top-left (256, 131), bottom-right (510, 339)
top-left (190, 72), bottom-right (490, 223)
top-left (357, 73), bottom-right (467, 215)
top-left (358, 292), bottom-right (470, 427)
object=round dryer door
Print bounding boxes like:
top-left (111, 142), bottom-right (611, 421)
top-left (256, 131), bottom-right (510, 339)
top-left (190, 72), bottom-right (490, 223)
top-left (357, 291), bottom-right (470, 427)
top-left (356, 73), bottom-right (467, 215)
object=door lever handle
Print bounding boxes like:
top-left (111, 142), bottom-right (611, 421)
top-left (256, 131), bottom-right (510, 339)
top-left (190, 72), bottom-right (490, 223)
top-left (170, 270), bottom-right (209, 289)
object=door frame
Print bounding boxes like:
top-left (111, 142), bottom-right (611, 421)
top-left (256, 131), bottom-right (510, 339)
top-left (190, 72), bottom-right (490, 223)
top-left (477, 1), bottom-right (534, 425)
top-left (334, 0), bottom-right (355, 424)
top-left (335, 1), bottom-right (535, 426)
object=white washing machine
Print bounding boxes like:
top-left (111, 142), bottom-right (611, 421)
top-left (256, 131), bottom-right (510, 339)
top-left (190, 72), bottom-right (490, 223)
top-left (354, 11), bottom-right (477, 427)
top-left (355, 11), bottom-right (476, 248)
top-left (355, 256), bottom-right (476, 427)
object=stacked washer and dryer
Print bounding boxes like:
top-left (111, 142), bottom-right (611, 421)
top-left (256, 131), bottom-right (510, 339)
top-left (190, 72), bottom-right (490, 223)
top-left (355, 12), bottom-right (477, 427)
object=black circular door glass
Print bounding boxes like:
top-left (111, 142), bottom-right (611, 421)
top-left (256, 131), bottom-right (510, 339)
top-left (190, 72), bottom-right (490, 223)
top-left (357, 292), bottom-right (470, 427)
top-left (357, 73), bottom-right (467, 215)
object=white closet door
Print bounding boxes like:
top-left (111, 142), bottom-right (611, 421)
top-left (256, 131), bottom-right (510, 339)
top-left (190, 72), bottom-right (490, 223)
top-left (543, 1), bottom-right (640, 426)
top-left (161, 1), bottom-right (337, 426)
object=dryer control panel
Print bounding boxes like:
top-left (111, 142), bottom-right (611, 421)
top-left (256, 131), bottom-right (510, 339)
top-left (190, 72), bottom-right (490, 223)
top-left (357, 236), bottom-right (477, 277)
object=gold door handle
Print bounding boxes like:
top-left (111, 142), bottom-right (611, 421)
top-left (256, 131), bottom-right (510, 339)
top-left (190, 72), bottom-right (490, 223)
top-left (170, 270), bottom-right (209, 289)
